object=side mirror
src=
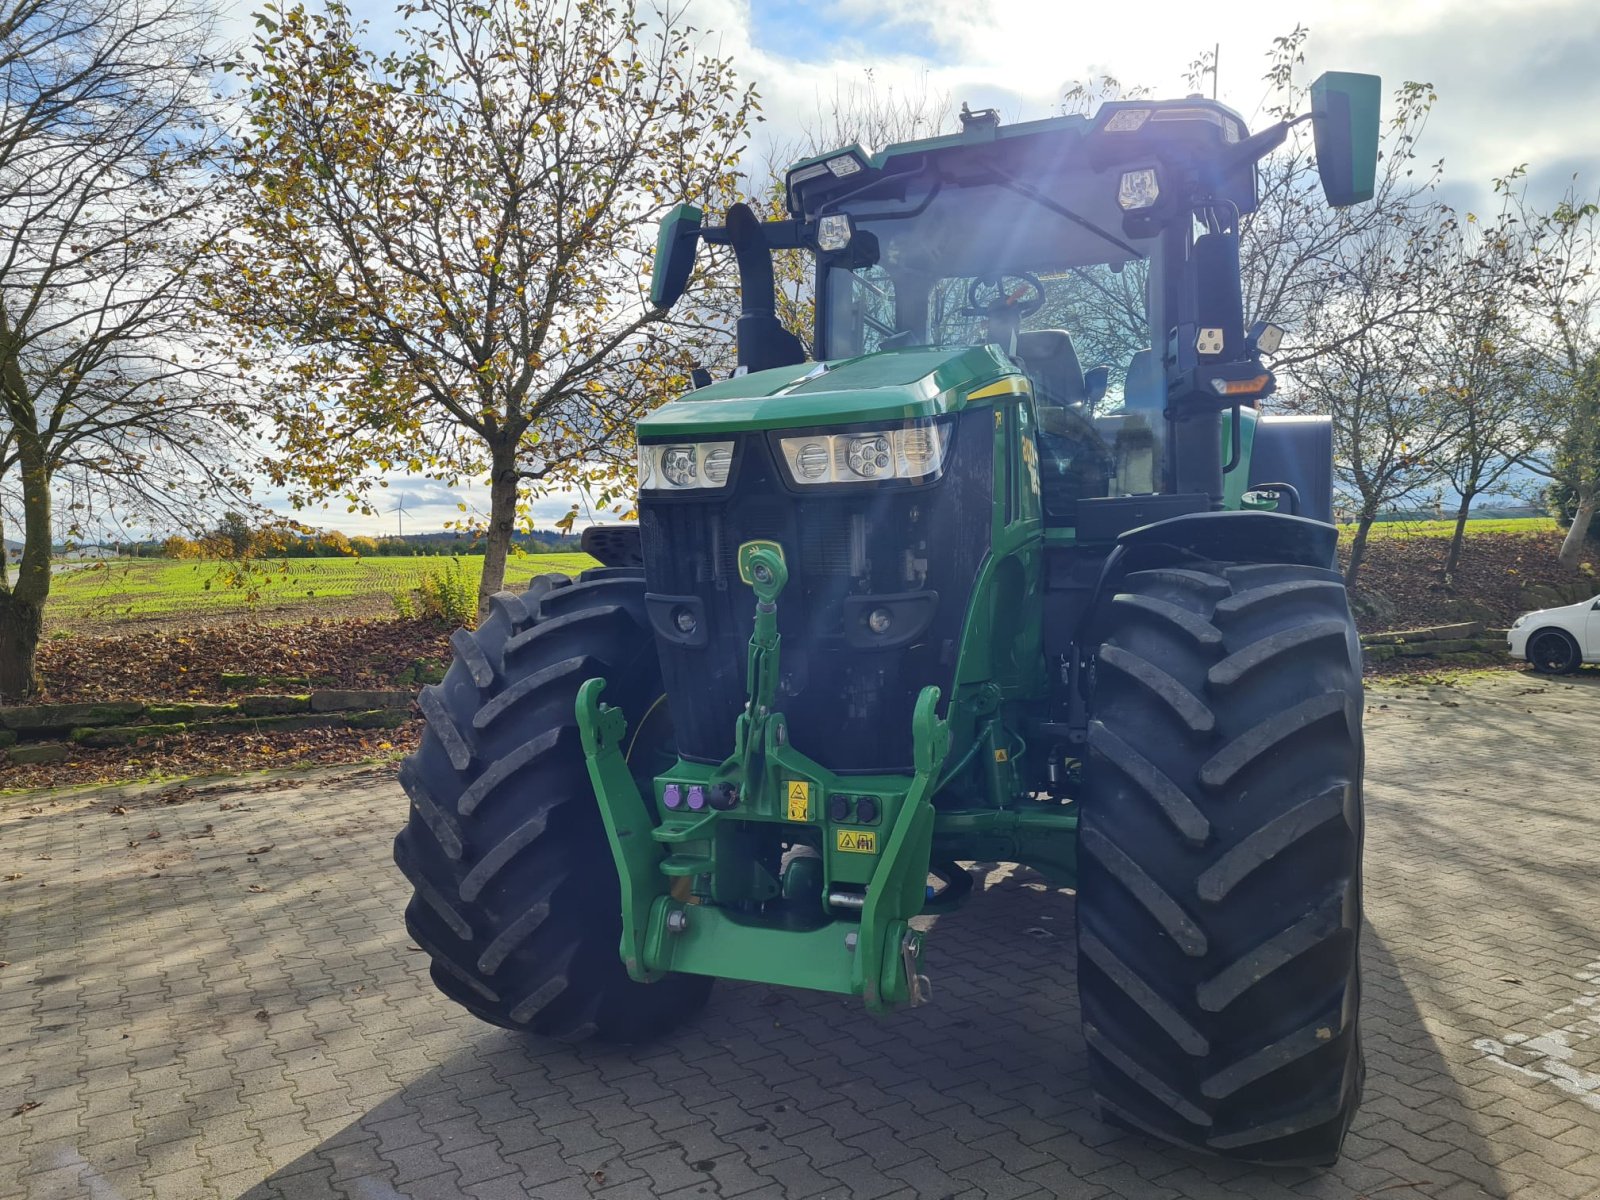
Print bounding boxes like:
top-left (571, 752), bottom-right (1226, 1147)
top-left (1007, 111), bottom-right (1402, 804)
top-left (650, 203), bottom-right (703, 310)
top-left (1310, 72), bottom-right (1381, 207)
top-left (1083, 364), bottom-right (1110, 406)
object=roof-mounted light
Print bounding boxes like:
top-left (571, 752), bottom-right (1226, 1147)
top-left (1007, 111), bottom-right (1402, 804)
top-left (825, 152), bottom-right (864, 177)
top-left (817, 213), bottom-right (853, 252)
top-left (1103, 108), bottom-right (1152, 132)
top-left (1117, 168), bottom-right (1160, 211)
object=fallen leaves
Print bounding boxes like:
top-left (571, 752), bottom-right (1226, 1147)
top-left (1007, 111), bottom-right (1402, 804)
top-left (35, 617), bottom-right (447, 705)
top-left (0, 616), bottom-right (439, 791)
top-left (1350, 530), bottom-right (1595, 639)
top-left (247, 845), bottom-right (274, 856)
top-left (247, 884), bottom-right (268, 893)
top-left (11, 1101), bottom-right (40, 1117)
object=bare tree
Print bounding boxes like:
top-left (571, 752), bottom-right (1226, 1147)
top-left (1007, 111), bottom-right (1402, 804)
top-left (1425, 205), bottom-right (1549, 578)
top-left (1283, 206), bottom-right (1457, 587)
top-left (1501, 179), bottom-right (1600, 566)
top-left (0, 0), bottom-right (242, 699)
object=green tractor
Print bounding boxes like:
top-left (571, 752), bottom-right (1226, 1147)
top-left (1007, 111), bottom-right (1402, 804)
top-left (394, 74), bottom-right (1380, 1165)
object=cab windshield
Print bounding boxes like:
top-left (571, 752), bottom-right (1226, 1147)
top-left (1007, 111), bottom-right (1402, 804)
top-left (816, 176), bottom-right (1162, 517)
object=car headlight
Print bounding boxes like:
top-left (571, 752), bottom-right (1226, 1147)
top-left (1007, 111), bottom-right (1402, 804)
top-left (639, 440), bottom-right (736, 492)
top-left (1511, 615), bottom-right (1527, 630)
top-left (775, 418), bottom-right (951, 487)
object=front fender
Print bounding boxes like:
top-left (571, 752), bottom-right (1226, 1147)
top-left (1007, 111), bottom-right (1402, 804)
top-left (1118, 509), bottom-right (1340, 571)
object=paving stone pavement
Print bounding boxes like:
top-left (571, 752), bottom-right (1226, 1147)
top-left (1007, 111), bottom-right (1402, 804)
top-left (2, 671), bottom-right (1599, 1200)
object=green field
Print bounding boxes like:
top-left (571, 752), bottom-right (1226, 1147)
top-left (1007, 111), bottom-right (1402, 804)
top-left (47, 553), bottom-right (597, 629)
top-left (1357, 516), bottom-right (1556, 539)
top-left (43, 516), bottom-right (1560, 630)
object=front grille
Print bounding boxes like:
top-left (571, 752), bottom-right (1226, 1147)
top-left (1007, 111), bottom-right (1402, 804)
top-left (641, 408), bottom-right (993, 773)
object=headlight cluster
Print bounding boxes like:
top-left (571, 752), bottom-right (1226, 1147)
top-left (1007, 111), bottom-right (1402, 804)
top-left (777, 419), bottom-right (949, 486)
top-left (1511, 615), bottom-right (1527, 629)
top-left (639, 440), bottom-right (735, 492)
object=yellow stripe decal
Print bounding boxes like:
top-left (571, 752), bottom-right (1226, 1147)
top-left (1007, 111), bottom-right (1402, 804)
top-left (967, 377), bottom-right (1031, 401)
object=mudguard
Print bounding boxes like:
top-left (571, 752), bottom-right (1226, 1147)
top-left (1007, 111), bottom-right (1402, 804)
top-left (1250, 413), bottom-right (1335, 523)
top-left (1118, 509), bottom-right (1339, 570)
top-left (580, 523), bottom-right (644, 568)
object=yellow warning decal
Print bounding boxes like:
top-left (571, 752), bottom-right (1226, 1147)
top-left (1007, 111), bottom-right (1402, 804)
top-left (836, 829), bottom-right (877, 854)
top-left (970, 377), bottom-right (1032, 401)
top-left (993, 747), bottom-right (1009, 763)
top-left (786, 780), bottom-right (810, 822)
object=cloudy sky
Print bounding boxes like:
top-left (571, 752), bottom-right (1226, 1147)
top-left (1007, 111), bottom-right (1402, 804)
top-left (239, 0), bottom-right (1600, 536)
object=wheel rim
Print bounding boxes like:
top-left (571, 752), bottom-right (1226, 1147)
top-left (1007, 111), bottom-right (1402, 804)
top-left (1530, 632), bottom-right (1574, 672)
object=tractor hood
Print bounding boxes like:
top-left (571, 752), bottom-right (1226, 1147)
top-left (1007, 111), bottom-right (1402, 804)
top-left (636, 344), bottom-right (1020, 438)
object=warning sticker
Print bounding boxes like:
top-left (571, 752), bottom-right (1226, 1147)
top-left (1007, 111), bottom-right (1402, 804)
top-left (836, 829), bottom-right (877, 854)
top-left (786, 780), bottom-right (810, 822)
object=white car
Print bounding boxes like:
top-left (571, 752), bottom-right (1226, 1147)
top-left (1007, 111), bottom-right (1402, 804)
top-left (1507, 594), bottom-right (1600, 673)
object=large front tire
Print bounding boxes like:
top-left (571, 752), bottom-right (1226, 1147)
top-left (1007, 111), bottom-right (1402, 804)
top-left (1077, 558), bottom-right (1364, 1165)
top-left (393, 568), bottom-right (711, 1041)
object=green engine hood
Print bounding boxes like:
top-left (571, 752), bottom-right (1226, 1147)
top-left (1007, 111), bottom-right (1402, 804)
top-left (637, 345), bottom-right (1020, 438)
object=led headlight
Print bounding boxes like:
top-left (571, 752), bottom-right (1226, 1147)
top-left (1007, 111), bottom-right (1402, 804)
top-left (1117, 168), bottom-right (1161, 211)
top-left (638, 440), bottom-right (736, 492)
top-left (846, 434), bottom-right (892, 478)
top-left (817, 213), bottom-right (853, 252)
top-left (776, 419), bottom-right (950, 487)
top-left (825, 152), bottom-right (864, 177)
top-left (703, 445), bottom-right (733, 486)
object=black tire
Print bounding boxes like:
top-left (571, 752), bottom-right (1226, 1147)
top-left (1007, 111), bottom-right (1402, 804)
top-left (1526, 627), bottom-right (1581, 675)
top-left (393, 567), bottom-right (712, 1041)
top-left (1077, 559), bottom-right (1364, 1165)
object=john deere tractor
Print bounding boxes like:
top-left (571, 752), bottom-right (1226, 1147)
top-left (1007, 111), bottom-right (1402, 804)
top-left (394, 74), bottom-right (1380, 1165)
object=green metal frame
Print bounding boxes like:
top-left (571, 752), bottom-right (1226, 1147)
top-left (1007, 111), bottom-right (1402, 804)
top-left (578, 373), bottom-right (1102, 1013)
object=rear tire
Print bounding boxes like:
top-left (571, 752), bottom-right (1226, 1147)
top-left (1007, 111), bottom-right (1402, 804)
top-left (1527, 627), bottom-right (1581, 675)
top-left (393, 568), bottom-right (712, 1041)
top-left (1077, 558), bottom-right (1364, 1165)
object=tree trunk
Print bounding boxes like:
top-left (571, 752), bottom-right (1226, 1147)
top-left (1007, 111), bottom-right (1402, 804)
top-left (477, 442), bottom-right (520, 618)
top-left (0, 433), bottom-right (53, 701)
top-left (1558, 489), bottom-right (1597, 569)
top-left (1444, 491), bottom-right (1474, 580)
top-left (1344, 514), bottom-right (1376, 590)
top-left (0, 590), bottom-right (42, 701)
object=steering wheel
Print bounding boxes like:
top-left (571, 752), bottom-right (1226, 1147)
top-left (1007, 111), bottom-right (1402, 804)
top-left (962, 273), bottom-right (1045, 320)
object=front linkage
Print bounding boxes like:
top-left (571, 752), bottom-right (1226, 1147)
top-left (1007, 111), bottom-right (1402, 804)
top-left (576, 541), bottom-right (950, 1013)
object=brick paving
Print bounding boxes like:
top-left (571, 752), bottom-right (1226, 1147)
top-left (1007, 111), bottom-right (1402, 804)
top-left (2, 671), bottom-right (1598, 1199)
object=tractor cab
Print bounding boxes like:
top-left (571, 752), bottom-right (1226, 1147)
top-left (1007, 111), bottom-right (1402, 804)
top-left (651, 78), bottom-right (1378, 532)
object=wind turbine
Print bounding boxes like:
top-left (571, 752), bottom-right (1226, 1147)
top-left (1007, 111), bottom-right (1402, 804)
top-left (387, 492), bottom-right (413, 538)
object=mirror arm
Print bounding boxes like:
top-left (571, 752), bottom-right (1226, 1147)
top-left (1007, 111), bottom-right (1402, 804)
top-left (1222, 113), bottom-right (1308, 173)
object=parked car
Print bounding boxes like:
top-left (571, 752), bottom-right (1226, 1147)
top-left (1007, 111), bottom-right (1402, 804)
top-left (1507, 594), bottom-right (1600, 673)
